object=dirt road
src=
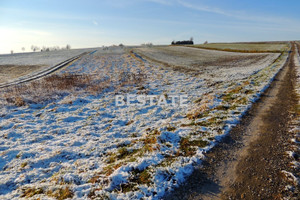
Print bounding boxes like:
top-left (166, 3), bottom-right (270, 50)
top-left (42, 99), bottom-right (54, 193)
top-left (164, 43), bottom-right (299, 200)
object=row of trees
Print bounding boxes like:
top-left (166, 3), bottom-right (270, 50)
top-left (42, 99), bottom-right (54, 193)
top-left (141, 43), bottom-right (153, 47)
top-left (31, 44), bottom-right (71, 52)
top-left (11, 44), bottom-right (72, 54)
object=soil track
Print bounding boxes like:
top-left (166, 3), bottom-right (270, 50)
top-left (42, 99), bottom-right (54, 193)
top-left (164, 42), bottom-right (299, 199)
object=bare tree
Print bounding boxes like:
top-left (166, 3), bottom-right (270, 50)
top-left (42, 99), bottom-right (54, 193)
top-left (31, 45), bottom-right (36, 52)
top-left (42, 46), bottom-right (47, 51)
top-left (31, 45), bottom-right (40, 52)
top-left (190, 37), bottom-right (194, 42)
top-left (21, 47), bottom-right (25, 52)
top-left (66, 44), bottom-right (71, 50)
top-left (10, 50), bottom-right (14, 54)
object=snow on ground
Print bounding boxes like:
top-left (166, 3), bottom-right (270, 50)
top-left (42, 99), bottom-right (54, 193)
top-left (0, 47), bottom-right (288, 199)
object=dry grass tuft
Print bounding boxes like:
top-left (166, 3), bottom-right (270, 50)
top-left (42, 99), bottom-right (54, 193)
top-left (4, 95), bottom-right (26, 107)
top-left (14, 96), bottom-right (26, 107)
top-left (1, 74), bottom-right (93, 105)
top-left (47, 187), bottom-right (73, 200)
top-left (138, 169), bottom-right (151, 184)
top-left (43, 74), bottom-right (89, 90)
top-left (0, 68), bottom-right (147, 105)
top-left (119, 71), bottom-right (147, 87)
top-left (179, 137), bottom-right (209, 156)
top-left (21, 187), bottom-right (44, 198)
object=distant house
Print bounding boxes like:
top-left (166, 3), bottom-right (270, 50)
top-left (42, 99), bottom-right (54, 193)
top-left (171, 40), bottom-right (194, 45)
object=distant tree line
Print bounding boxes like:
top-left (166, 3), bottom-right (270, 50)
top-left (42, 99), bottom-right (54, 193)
top-left (141, 43), bottom-right (153, 47)
top-left (171, 37), bottom-right (194, 45)
top-left (31, 44), bottom-right (71, 52)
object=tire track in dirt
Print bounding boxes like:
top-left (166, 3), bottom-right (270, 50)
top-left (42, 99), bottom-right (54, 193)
top-left (164, 42), bottom-right (298, 200)
top-left (221, 43), bottom-right (299, 199)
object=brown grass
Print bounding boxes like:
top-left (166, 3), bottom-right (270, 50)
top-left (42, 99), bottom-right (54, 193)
top-left (119, 71), bottom-right (147, 87)
top-left (186, 102), bottom-right (211, 120)
top-left (1, 74), bottom-right (93, 105)
top-left (4, 96), bottom-right (26, 107)
top-left (43, 74), bottom-right (90, 90)
top-left (21, 187), bottom-right (44, 198)
top-left (166, 126), bottom-right (176, 132)
top-left (179, 137), bottom-right (209, 156)
top-left (1, 69), bottom-right (147, 106)
top-left (47, 187), bottom-right (73, 200)
top-left (138, 169), bottom-right (151, 184)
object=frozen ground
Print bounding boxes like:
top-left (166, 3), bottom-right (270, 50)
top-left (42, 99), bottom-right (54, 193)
top-left (0, 47), bottom-right (288, 199)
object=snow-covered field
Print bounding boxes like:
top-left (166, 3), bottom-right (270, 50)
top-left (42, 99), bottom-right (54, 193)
top-left (0, 47), bottom-right (288, 199)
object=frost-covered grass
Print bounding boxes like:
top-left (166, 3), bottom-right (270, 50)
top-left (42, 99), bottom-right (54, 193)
top-left (0, 47), bottom-right (288, 199)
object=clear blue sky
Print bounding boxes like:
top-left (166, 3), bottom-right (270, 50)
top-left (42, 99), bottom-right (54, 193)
top-left (0, 0), bottom-right (300, 53)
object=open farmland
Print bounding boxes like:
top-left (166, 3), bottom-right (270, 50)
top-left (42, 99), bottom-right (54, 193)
top-left (133, 46), bottom-right (281, 81)
top-left (190, 42), bottom-right (289, 53)
top-left (0, 48), bottom-right (94, 84)
top-left (0, 44), bottom-right (296, 199)
top-left (0, 65), bottom-right (45, 84)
